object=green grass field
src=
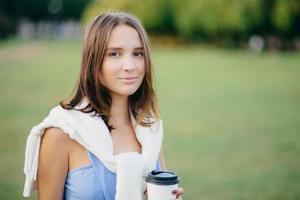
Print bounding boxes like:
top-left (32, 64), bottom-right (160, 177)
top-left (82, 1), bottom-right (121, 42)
top-left (0, 39), bottom-right (299, 199)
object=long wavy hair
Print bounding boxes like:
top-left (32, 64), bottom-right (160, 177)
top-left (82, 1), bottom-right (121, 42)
top-left (60, 11), bottom-right (159, 131)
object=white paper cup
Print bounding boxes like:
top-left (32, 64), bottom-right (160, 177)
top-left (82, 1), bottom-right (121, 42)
top-left (145, 170), bottom-right (180, 200)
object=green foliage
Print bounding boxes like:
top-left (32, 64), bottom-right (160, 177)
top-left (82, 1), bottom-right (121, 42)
top-left (82, 0), bottom-right (299, 42)
top-left (82, 0), bottom-right (175, 33)
top-left (171, 0), bottom-right (263, 40)
top-left (1, 0), bottom-right (91, 21)
top-left (271, 0), bottom-right (300, 34)
top-left (82, 0), bottom-right (131, 24)
top-left (0, 0), bottom-right (91, 38)
top-left (1, 0), bottom-right (299, 42)
top-left (127, 0), bottom-right (175, 33)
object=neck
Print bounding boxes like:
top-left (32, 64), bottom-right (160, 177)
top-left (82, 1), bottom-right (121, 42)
top-left (109, 94), bottom-right (131, 126)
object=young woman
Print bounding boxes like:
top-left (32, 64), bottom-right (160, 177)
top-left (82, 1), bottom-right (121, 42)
top-left (23, 11), bottom-right (184, 199)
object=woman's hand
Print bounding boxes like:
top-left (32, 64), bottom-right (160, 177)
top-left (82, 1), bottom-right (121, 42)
top-left (172, 187), bottom-right (184, 199)
top-left (143, 186), bottom-right (184, 199)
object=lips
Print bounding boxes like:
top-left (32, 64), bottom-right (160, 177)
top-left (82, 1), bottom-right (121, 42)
top-left (119, 76), bottom-right (138, 84)
top-left (119, 76), bottom-right (138, 80)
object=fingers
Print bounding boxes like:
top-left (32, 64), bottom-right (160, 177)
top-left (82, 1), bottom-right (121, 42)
top-left (172, 187), bottom-right (184, 199)
top-left (177, 187), bottom-right (184, 194)
top-left (172, 187), bottom-right (184, 194)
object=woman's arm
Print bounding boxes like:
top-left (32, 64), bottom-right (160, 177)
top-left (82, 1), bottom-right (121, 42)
top-left (37, 127), bottom-right (69, 200)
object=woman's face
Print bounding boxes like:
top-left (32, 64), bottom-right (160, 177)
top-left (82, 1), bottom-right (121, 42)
top-left (100, 24), bottom-right (146, 98)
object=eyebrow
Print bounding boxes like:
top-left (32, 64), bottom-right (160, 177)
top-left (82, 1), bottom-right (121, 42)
top-left (106, 47), bottom-right (144, 51)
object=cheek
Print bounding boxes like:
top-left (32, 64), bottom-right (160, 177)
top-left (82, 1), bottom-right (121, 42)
top-left (137, 60), bottom-right (146, 75)
top-left (99, 70), bottom-right (112, 87)
top-left (101, 60), bottom-right (118, 78)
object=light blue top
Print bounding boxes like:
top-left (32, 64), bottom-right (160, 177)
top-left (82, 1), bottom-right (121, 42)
top-left (64, 151), bottom-right (160, 200)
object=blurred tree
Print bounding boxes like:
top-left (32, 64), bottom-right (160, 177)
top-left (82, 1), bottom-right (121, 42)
top-left (82, 0), bottom-right (131, 22)
top-left (82, 0), bottom-right (175, 34)
top-left (1, 0), bottom-right (299, 47)
top-left (127, 0), bottom-right (175, 34)
top-left (0, 0), bottom-right (91, 38)
top-left (82, 0), bottom-right (299, 48)
top-left (49, 0), bottom-right (92, 20)
top-left (0, 12), bottom-right (17, 38)
top-left (171, 0), bottom-right (263, 41)
top-left (271, 0), bottom-right (300, 36)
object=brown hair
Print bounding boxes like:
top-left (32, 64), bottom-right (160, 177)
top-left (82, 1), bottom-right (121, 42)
top-left (60, 11), bottom-right (159, 131)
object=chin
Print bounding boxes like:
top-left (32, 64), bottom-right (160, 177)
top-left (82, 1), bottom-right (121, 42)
top-left (123, 89), bottom-right (139, 96)
top-left (115, 87), bottom-right (140, 97)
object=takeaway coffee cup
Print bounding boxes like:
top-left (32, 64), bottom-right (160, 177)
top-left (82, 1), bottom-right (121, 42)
top-left (145, 170), bottom-right (180, 200)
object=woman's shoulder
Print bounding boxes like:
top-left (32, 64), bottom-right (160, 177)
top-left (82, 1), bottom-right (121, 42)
top-left (41, 127), bottom-right (87, 162)
top-left (41, 127), bottom-right (72, 149)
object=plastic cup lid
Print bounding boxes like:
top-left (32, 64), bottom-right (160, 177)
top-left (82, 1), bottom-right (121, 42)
top-left (145, 170), bottom-right (180, 185)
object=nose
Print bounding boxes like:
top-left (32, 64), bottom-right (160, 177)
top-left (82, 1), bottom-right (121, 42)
top-left (123, 55), bottom-right (136, 72)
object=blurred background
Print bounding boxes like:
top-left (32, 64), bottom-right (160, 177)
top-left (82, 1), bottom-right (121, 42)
top-left (0, 0), bottom-right (299, 199)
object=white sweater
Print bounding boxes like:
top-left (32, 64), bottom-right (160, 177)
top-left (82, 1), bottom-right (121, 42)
top-left (23, 105), bottom-right (163, 200)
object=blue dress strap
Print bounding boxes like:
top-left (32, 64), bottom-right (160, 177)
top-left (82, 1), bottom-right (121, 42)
top-left (87, 151), bottom-right (116, 200)
top-left (156, 159), bottom-right (161, 170)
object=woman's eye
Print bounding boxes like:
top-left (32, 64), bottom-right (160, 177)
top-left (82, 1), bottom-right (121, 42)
top-left (134, 51), bottom-right (144, 57)
top-left (108, 51), bottom-right (121, 57)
